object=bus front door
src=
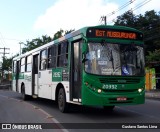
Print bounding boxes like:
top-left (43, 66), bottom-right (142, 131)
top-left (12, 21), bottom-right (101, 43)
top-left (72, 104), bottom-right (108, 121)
top-left (16, 61), bottom-right (20, 92)
top-left (71, 41), bottom-right (82, 102)
top-left (32, 54), bottom-right (39, 96)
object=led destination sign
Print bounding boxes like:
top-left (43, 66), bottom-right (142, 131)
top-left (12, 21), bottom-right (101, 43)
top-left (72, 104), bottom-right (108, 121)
top-left (96, 30), bottom-right (136, 39)
top-left (86, 28), bottom-right (143, 40)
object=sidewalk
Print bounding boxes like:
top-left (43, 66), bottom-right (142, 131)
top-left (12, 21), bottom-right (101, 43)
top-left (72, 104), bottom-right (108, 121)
top-left (0, 80), bottom-right (12, 90)
top-left (145, 89), bottom-right (160, 100)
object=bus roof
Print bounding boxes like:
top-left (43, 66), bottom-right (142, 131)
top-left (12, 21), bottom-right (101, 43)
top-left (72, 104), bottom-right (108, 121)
top-left (13, 25), bottom-right (142, 61)
top-left (13, 26), bottom-right (88, 61)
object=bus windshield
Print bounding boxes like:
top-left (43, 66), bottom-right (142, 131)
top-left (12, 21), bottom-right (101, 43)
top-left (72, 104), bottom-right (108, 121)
top-left (85, 42), bottom-right (145, 76)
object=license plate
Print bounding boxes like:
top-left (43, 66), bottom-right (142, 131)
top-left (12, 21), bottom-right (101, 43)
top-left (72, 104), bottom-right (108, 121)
top-left (117, 97), bottom-right (127, 101)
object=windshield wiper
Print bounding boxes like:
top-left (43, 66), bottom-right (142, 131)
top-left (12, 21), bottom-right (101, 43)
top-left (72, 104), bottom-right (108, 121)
top-left (110, 50), bottom-right (115, 75)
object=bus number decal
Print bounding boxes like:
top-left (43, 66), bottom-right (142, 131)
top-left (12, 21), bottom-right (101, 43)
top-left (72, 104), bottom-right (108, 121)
top-left (102, 84), bottom-right (117, 90)
top-left (53, 72), bottom-right (61, 78)
top-left (52, 69), bottom-right (62, 82)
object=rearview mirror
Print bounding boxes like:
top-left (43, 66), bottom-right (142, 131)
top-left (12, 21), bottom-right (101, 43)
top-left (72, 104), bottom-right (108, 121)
top-left (82, 58), bottom-right (88, 63)
top-left (82, 37), bottom-right (88, 54)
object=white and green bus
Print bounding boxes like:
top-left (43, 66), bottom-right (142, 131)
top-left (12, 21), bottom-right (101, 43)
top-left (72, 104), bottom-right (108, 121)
top-left (12, 25), bottom-right (145, 112)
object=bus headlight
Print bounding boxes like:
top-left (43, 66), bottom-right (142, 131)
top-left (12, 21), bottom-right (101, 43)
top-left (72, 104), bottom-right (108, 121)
top-left (98, 89), bottom-right (102, 93)
top-left (138, 88), bottom-right (143, 93)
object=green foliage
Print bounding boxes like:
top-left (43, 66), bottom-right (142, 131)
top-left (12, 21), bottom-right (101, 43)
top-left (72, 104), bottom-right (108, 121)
top-left (53, 29), bottom-right (64, 40)
top-left (114, 10), bottom-right (138, 27)
top-left (146, 49), bottom-right (160, 63)
top-left (22, 35), bottom-right (52, 54)
top-left (65, 29), bottom-right (75, 35)
top-left (53, 29), bottom-right (75, 40)
top-left (2, 57), bottom-right (12, 71)
top-left (21, 29), bottom-right (75, 54)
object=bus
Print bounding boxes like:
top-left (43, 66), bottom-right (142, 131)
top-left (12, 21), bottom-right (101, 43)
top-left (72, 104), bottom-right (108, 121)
top-left (12, 25), bottom-right (145, 112)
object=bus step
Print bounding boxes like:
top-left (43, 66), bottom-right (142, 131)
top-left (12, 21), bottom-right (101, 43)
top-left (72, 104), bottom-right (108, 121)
top-left (32, 95), bottom-right (38, 98)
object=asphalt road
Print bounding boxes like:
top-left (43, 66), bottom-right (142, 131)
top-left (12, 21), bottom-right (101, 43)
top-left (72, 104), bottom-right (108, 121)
top-left (0, 90), bottom-right (160, 132)
top-left (0, 90), bottom-right (67, 132)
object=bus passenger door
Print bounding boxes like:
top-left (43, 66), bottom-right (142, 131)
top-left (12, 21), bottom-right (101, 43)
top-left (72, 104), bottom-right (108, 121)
top-left (71, 40), bottom-right (82, 102)
top-left (32, 54), bottom-right (39, 96)
top-left (16, 61), bottom-right (20, 92)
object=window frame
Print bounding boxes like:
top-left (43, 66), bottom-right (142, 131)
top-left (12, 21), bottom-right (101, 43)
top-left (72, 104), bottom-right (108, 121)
top-left (26, 55), bottom-right (32, 72)
top-left (13, 61), bottom-right (16, 73)
top-left (47, 45), bottom-right (57, 69)
top-left (57, 41), bottom-right (68, 67)
top-left (20, 57), bottom-right (25, 73)
top-left (40, 49), bottom-right (47, 70)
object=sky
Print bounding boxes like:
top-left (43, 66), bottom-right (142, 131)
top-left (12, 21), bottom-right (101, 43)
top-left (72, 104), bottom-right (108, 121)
top-left (0, 0), bottom-right (159, 60)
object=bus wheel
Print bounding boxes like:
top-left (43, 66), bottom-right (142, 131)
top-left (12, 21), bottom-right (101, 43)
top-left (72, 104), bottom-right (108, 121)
top-left (21, 85), bottom-right (29, 101)
top-left (103, 106), bottom-right (115, 112)
top-left (58, 88), bottom-right (68, 113)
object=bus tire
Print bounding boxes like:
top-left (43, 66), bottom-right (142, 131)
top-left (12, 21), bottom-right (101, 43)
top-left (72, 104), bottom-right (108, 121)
top-left (103, 106), bottom-right (115, 112)
top-left (21, 85), bottom-right (29, 101)
top-left (58, 88), bottom-right (69, 113)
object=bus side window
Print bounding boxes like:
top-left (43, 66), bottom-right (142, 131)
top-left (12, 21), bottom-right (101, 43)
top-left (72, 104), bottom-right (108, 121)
top-left (57, 42), bottom-right (68, 67)
top-left (53, 45), bottom-right (57, 68)
top-left (40, 49), bottom-right (47, 70)
top-left (26, 55), bottom-right (32, 72)
top-left (48, 45), bottom-right (57, 68)
top-left (20, 58), bottom-right (25, 73)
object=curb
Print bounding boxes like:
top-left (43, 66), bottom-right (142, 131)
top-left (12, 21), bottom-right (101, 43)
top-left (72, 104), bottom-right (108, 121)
top-left (145, 96), bottom-right (160, 100)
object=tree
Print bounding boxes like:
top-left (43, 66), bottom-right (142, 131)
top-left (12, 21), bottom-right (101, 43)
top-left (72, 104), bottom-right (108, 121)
top-left (146, 49), bottom-right (160, 63)
top-left (22, 35), bottom-right (53, 54)
top-left (21, 29), bottom-right (75, 53)
top-left (2, 57), bottom-right (12, 71)
top-left (114, 10), bottom-right (138, 27)
top-left (53, 29), bottom-right (64, 40)
top-left (137, 10), bottom-right (160, 53)
top-left (64, 29), bottom-right (75, 35)
top-left (1, 56), bottom-right (12, 81)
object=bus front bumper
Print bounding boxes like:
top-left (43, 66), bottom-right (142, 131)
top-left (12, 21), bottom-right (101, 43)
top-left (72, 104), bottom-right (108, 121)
top-left (82, 88), bottom-right (145, 106)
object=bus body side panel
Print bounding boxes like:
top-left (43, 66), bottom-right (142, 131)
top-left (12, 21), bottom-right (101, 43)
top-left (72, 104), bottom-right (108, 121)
top-left (63, 82), bottom-right (70, 102)
top-left (17, 73), bottom-right (25, 93)
top-left (38, 70), bottom-right (52, 99)
top-left (51, 82), bottom-right (57, 100)
top-left (51, 67), bottom-right (70, 102)
top-left (12, 80), bottom-right (16, 92)
top-left (34, 74), bottom-right (38, 95)
top-left (24, 72), bottom-right (32, 95)
top-left (12, 74), bottom-right (16, 92)
top-left (18, 79), bottom-right (23, 93)
top-left (51, 81), bottom-right (70, 102)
